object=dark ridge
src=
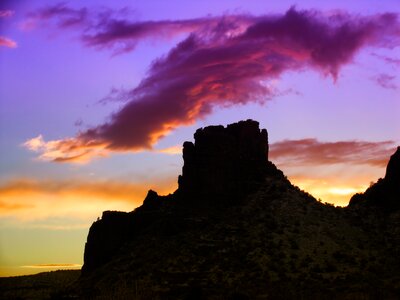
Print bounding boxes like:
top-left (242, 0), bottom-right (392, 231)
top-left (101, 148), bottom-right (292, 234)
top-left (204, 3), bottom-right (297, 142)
top-left (76, 120), bottom-right (400, 299)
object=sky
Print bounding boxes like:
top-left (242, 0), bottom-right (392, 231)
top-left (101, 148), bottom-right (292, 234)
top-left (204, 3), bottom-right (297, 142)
top-left (0, 0), bottom-right (399, 276)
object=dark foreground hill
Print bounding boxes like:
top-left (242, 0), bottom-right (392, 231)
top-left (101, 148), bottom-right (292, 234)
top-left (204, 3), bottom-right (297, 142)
top-left (75, 120), bottom-right (400, 299)
top-left (2, 120), bottom-right (399, 300)
top-left (0, 270), bottom-right (80, 300)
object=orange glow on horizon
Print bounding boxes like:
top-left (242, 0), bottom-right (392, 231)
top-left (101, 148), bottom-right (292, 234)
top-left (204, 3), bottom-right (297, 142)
top-left (0, 178), bottom-right (177, 225)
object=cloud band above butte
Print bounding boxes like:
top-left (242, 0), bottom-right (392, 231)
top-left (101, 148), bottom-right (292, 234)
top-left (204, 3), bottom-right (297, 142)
top-left (24, 4), bottom-right (400, 162)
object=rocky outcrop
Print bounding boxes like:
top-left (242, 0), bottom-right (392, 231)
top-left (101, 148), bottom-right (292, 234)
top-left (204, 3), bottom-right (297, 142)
top-left (349, 146), bottom-right (400, 211)
top-left (82, 120), bottom-right (276, 275)
top-left (177, 119), bottom-right (270, 207)
top-left (385, 146), bottom-right (400, 185)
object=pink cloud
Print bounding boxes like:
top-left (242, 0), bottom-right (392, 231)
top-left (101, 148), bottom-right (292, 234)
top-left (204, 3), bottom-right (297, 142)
top-left (0, 9), bottom-right (17, 48)
top-left (25, 7), bottom-right (400, 162)
top-left (0, 9), bottom-right (14, 18)
top-left (270, 139), bottom-right (397, 167)
top-left (0, 36), bottom-right (17, 48)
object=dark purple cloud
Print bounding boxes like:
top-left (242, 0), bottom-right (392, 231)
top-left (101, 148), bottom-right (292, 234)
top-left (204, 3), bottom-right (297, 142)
top-left (25, 6), bottom-right (400, 162)
top-left (270, 139), bottom-right (396, 167)
top-left (33, 3), bottom-right (89, 28)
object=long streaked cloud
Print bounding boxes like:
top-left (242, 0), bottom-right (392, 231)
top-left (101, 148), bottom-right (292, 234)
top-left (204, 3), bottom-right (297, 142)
top-left (270, 139), bottom-right (397, 167)
top-left (25, 2), bottom-right (240, 54)
top-left (25, 5), bottom-right (400, 162)
top-left (0, 178), bottom-right (176, 223)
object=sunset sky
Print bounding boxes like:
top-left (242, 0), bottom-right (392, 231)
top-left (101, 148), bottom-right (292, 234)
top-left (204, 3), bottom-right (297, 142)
top-left (0, 0), bottom-right (399, 276)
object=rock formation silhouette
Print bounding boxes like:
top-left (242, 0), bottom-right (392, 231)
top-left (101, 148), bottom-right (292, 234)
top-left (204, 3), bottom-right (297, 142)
top-left (177, 120), bottom-right (270, 207)
top-left (349, 146), bottom-right (400, 211)
top-left (83, 120), bottom-right (280, 275)
top-left (78, 120), bottom-right (400, 300)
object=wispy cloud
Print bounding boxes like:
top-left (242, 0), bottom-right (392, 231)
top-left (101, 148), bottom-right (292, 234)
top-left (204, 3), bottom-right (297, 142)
top-left (25, 3), bottom-right (228, 54)
top-left (24, 6), bottom-right (400, 162)
top-left (372, 53), bottom-right (400, 67)
top-left (0, 9), bottom-right (14, 18)
top-left (154, 145), bottom-right (182, 155)
top-left (373, 73), bottom-right (398, 90)
top-left (0, 9), bottom-right (17, 48)
top-left (23, 135), bottom-right (108, 164)
top-left (0, 36), bottom-right (17, 48)
top-left (270, 139), bottom-right (396, 167)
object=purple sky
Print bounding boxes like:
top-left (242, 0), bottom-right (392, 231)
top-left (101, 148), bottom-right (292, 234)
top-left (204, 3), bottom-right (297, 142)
top-left (0, 0), bottom-right (399, 276)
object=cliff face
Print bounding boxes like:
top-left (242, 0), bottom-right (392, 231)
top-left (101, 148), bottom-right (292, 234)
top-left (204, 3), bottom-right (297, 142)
top-left (79, 120), bottom-right (400, 299)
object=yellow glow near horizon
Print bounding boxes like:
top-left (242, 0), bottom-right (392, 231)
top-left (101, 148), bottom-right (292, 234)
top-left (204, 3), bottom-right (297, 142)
top-left (328, 187), bottom-right (362, 195)
top-left (21, 263), bottom-right (82, 269)
top-left (288, 176), bottom-right (370, 206)
top-left (0, 178), bottom-right (177, 277)
top-left (0, 266), bottom-right (82, 277)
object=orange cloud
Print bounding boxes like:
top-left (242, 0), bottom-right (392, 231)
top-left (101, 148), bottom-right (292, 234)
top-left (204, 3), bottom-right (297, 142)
top-left (23, 135), bottom-right (183, 163)
top-left (155, 145), bottom-right (182, 155)
top-left (23, 135), bottom-right (109, 164)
